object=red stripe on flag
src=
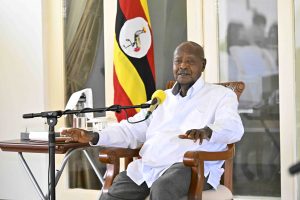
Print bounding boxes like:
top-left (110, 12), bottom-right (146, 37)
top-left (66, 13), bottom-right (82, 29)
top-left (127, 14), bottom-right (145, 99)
top-left (147, 32), bottom-right (156, 81)
top-left (113, 66), bottom-right (138, 122)
top-left (119, 0), bottom-right (147, 20)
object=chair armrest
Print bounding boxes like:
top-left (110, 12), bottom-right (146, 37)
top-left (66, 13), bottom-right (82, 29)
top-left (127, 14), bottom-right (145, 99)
top-left (183, 144), bottom-right (235, 167)
top-left (99, 147), bottom-right (140, 164)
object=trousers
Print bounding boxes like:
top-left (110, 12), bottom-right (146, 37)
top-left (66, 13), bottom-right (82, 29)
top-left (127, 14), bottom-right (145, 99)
top-left (100, 162), bottom-right (212, 200)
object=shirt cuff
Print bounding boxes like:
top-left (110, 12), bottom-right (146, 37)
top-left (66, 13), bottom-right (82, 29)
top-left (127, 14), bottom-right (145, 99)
top-left (206, 123), bottom-right (220, 143)
top-left (88, 131), bottom-right (100, 146)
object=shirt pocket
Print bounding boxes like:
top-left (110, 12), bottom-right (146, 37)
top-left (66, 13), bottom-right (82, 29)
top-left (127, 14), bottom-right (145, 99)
top-left (180, 107), bottom-right (207, 130)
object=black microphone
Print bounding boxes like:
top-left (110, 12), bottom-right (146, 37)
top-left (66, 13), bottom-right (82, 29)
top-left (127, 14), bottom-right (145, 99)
top-left (289, 162), bottom-right (300, 175)
top-left (23, 111), bottom-right (63, 119)
top-left (145, 90), bottom-right (166, 119)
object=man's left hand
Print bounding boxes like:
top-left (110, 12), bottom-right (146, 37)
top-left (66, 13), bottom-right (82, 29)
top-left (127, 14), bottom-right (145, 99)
top-left (178, 126), bottom-right (212, 144)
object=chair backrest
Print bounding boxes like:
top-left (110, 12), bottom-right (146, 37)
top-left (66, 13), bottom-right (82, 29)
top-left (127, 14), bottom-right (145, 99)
top-left (166, 80), bottom-right (245, 100)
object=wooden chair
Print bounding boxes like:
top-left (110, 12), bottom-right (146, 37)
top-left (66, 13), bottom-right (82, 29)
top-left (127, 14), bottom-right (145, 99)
top-left (99, 81), bottom-right (245, 200)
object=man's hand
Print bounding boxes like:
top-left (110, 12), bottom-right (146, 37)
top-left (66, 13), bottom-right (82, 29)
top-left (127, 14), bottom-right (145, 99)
top-left (61, 128), bottom-right (95, 143)
top-left (178, 126), bottom-right (212, 144)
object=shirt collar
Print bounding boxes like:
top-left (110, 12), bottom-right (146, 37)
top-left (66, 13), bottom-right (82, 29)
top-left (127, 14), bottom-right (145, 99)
top-left (171, 76), bottom-right (205, 97)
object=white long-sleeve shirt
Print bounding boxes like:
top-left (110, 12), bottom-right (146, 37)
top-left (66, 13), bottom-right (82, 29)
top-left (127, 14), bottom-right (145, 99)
top-left (95, 77), bottom-right (244, 189)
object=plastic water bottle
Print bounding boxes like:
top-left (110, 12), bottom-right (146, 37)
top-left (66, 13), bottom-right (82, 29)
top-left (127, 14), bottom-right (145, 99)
top-left (72, 94), bottom-right (87, 129)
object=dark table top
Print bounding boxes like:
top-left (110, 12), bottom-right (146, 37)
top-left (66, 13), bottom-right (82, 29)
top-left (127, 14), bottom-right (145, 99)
top-left (0, 139), bottom-right (89, 154)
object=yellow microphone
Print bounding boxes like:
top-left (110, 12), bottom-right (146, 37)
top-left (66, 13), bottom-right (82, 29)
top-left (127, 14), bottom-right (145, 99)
top-left (145, 90), bottom-right (166, 119)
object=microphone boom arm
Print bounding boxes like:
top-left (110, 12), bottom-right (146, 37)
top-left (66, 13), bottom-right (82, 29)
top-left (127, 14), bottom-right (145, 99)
top-left (22, 103), bottom-right (151, 119)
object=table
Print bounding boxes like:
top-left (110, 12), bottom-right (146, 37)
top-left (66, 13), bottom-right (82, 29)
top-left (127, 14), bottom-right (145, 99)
top-left (0, 139), bottom-right (104, 200)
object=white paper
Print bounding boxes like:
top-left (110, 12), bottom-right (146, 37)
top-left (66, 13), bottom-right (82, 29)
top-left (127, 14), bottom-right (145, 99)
top-left (28, 132), bottom-right (50, 141)
top-left (65, 88), bottom-right (94, 119)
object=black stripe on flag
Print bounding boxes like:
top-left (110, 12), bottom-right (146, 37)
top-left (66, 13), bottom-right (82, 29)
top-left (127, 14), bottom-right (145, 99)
top-left (115, 1), bottom-right (156, 100)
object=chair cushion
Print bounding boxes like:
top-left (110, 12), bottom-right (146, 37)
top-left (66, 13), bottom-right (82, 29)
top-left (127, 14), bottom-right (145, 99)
top-left (203, 185), bottom-right (233, 200)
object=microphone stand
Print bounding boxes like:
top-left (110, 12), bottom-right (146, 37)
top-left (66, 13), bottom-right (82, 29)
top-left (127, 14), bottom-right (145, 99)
top-left (22, 103), bottom-right (150, 200)
top-left (46, 111), bottom-right (61, 200)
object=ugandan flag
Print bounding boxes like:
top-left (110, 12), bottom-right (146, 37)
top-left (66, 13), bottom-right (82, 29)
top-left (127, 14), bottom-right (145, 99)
top-left (113, 0), bottom-right (156, 122)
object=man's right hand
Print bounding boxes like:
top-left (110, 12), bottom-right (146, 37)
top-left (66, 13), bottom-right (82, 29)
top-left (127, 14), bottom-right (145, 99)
top-left (61, 128), bottom-right (94, 143)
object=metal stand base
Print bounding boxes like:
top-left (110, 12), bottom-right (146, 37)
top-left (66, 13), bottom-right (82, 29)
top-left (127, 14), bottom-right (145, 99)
top-left (18, 147), bottom-right (104, 200)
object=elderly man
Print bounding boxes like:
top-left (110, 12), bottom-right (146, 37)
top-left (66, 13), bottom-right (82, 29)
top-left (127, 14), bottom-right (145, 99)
top-left (62, 41), bottom-right (244, 200)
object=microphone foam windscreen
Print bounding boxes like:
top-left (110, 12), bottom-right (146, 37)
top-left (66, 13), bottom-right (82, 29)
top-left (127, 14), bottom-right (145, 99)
top-left (151, 90), bottom-right (166, 104)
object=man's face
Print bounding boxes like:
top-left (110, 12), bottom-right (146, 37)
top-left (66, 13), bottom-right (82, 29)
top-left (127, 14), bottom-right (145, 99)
top-left (173, 44), bottom-right (206, 86)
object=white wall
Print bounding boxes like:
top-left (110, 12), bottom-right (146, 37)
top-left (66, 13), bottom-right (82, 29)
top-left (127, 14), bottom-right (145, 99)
top-left (104, 0), bottom-right (117, 116)
top-left (0, 0), bottom-right (48, 199)
top-left (278, 0), bottom-right (298, 199)
top-left (0, 0), bottom-right (100, 199)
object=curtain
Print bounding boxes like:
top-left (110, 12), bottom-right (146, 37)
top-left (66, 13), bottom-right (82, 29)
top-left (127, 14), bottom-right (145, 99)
top-left (65, 0), bottom-right (102, 99)
top-left (64, 0), bottom-right (105, 189)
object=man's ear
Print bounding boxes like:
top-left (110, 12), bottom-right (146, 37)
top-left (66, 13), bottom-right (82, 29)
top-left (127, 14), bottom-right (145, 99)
top-left (202, 58), bottom-right (207, 71)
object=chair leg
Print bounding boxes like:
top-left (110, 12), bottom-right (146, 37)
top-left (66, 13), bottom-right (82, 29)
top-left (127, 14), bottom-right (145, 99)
top-left (102, 162), bottom-right (119, 193)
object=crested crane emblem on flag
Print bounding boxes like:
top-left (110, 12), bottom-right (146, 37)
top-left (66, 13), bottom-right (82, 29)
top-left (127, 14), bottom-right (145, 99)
top-left (119, 17), bottom-right (152, 58)
top-left (123, 27), bottom-right (146, 52)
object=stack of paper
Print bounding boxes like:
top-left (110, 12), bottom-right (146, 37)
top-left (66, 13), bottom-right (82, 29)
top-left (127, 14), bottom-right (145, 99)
top-left (21, 132), bottom-right (61, 141)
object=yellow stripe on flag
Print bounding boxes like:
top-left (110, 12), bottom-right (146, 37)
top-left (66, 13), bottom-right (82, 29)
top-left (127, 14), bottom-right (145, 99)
top-left (140, 0), bottom-right (152, 27)
top-left (113, 36), bottom-right (147, 108)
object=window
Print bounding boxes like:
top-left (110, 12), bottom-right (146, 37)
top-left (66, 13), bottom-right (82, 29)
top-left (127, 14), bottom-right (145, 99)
top-left (218, 0), bottom-right (280, 196)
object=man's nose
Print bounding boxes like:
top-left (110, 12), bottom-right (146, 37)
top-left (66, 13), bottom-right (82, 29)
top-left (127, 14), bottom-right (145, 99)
top-left (179, 61), bottom-right (189, 69)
